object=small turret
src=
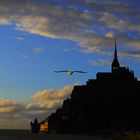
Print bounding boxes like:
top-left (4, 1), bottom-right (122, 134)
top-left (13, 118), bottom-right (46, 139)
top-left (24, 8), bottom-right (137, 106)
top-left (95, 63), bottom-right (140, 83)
top-left (30, 118), bottom-right (40, 134)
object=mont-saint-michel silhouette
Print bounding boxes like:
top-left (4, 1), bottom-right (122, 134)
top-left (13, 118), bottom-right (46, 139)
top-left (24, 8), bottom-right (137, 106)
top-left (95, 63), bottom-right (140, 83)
top-left (31, 40), bottom-right (140, 134)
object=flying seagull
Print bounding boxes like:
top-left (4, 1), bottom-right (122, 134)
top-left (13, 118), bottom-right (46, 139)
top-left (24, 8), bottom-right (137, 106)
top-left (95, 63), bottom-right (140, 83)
top-left (54, 70), bottom-right (87, 75)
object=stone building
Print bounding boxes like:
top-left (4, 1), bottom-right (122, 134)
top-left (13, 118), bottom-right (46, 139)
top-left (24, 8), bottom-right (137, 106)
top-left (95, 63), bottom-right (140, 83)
top-left (48, 41), bottom-right (140, 134)
top-left (30, 118), bottom-right (48, 134)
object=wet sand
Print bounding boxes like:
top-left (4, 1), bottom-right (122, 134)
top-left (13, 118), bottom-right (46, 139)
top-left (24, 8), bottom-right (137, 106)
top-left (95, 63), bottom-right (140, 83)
top-left (0, 130), bottom-right (112, 140)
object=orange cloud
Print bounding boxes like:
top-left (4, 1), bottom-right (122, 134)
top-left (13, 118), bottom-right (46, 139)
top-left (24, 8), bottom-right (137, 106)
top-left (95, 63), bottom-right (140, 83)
top-left (32, 85), bottom-right (73, 100)
top-left (0, 85), bottom-right (74, 129)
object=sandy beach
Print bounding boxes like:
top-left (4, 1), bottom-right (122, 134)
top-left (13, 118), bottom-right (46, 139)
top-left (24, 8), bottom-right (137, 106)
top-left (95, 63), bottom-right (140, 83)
top-left (0, 130), bottom-right (112, 140)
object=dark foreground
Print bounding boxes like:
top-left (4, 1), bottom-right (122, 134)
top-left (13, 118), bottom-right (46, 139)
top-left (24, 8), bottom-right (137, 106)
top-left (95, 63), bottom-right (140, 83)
top-left (0, 130), bottom-right (111, 140)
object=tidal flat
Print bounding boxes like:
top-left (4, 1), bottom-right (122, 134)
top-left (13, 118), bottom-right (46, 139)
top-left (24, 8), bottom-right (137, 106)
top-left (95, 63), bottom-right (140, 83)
top-left (0, 129), bottom-right (111, 140)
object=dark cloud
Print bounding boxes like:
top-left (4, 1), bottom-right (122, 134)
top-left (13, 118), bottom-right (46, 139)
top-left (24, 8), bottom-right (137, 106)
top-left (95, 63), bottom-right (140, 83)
top-left (121, 50), bottom-right (140, 58)
top-left (0, 0), bottom-right (139, 54)
top-left (73, 0), bottom-right (140, 16)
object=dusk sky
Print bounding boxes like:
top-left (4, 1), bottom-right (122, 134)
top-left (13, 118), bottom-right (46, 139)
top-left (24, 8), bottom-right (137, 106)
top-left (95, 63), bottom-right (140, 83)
top-left (0, 0), bottom-right (140, 129)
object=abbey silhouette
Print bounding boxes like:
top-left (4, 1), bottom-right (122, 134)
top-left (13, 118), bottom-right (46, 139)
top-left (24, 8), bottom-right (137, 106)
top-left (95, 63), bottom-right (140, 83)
top-left (31, 40), bottom-right (140, 134)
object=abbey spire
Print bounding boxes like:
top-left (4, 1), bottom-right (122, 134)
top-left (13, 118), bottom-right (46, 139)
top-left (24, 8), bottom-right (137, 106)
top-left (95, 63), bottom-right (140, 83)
top-left (114, 38), bottom-right (117, 59)
top-left (111, 38), bottom-right (120, 72)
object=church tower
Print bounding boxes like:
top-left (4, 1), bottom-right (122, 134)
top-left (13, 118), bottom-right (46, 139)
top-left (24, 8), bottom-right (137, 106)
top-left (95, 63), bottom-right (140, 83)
top-left (111, 39), bottom-right (120, 72)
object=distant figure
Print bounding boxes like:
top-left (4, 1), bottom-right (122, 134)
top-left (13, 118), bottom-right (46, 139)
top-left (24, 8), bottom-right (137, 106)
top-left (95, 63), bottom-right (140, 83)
top-left (30, 118), bottom-right (40, 134)
top-left (54, 70), bottom-right (87, 75)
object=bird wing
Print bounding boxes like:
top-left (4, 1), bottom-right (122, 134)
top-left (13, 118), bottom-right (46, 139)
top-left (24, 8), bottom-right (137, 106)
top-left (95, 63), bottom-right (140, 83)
top-left (73, 71), bottom-right (87, 73)
top-left (54, 70), bottom-right (68, 73)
